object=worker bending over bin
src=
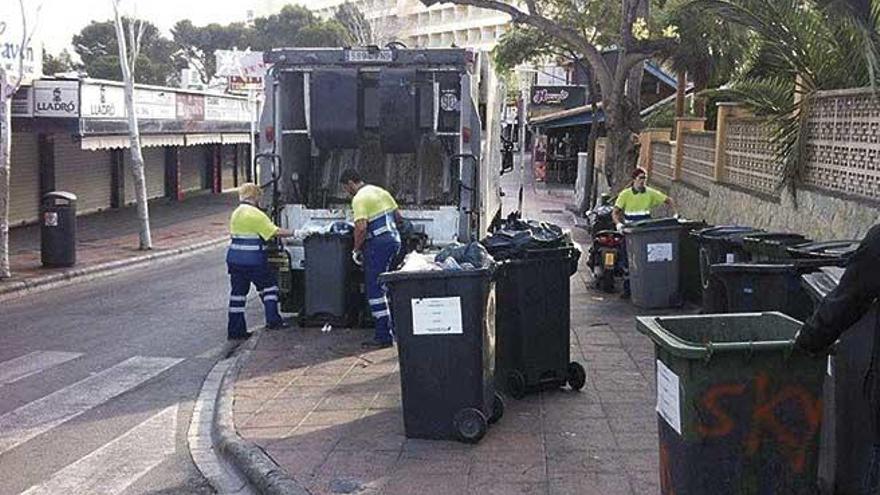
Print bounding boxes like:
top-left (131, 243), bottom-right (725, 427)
top-left (340, 169), bottom-right (403, 349)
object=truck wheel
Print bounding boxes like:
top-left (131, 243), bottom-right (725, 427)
top-left (454, 408), bottom-right (488, 443)
top-left (567, 362), bottom-right (587, 391)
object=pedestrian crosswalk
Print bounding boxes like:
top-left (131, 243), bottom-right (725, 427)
top-left (0, 352), bottom-right (187, 495)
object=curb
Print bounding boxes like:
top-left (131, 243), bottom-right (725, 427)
top-left (0, 237), bottom-right (228, 301)
top-left (215, 330), bottom-right (311, 495)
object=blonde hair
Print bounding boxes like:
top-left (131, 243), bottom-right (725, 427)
top-left (238, 183), bottom-right (262, 202)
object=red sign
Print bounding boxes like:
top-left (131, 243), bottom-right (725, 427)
top-left (176, 93), bottom-right (205, 121)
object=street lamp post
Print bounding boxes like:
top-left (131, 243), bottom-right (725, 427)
top-left (515, 67), bottom-right (536, 215)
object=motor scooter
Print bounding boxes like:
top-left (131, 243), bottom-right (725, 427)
top-left (585, 194), bottom-right (626, 292)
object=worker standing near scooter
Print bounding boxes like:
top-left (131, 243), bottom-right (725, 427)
top-left (611, 167), bottom-right (677, 298)
top-left (340, 169), bottom-right (403, 349)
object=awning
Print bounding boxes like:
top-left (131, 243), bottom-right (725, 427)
top-left (80, 134), bottom-right (186, 150)
top-left (185, 134), bottom-right (223, 146)
top-left (221, 133), bottom-right (252, 144)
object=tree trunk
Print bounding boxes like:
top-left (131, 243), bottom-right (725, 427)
top-left (0, 74), bottom-right (11, 278)
top-left (113, 7), bottom-right (152, 250)
top-left (578, 67), bottom-right (602, 213)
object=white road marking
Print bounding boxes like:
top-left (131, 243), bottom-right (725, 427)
top-left (20, 405), bottom-right (178, 495)
top-left (0, 356), bottom-right (182, 455)
top-left (0, 351), bottom-right (83, 385)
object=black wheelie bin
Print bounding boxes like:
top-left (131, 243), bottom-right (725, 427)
top-left (692, 226), bottom-right (764, 312)
top-left (742, 232), bottom-right (811, 262)
top-left (379, 268), bottom-right (503, 443)
top-left (638, 312), bottom-right (826, 494)
top-left (802, 267), bottom-right (877, 495)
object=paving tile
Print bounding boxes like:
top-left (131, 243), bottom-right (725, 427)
top-left (467, 481), bottom-right (548, 495)
top-left (299, 409), bottom-right (365, 427)
top-left (548, 473), bottom-right (633, 495)
top-left (383, 473), bottom-right (469, 495)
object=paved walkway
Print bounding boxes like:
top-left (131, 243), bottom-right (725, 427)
top-left (231, 177), bottom-right (682, 494)
top-left (1, 193), bottom-right (236, 294)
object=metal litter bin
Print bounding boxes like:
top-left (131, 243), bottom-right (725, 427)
top-left (40, 191), bottom-right (77, 267)
top-left (493, 246), bottom-right (585, 399)
top-left (624, 218), bottom-right (683, 309)
top-left (637, 312), bottom-right (825, 495)
top-left (803, 267), bottom-right (877, 495)
top-left (379, 268), bottom-right (503, 443)
top-left (692, 226), bottom-right (763, 312)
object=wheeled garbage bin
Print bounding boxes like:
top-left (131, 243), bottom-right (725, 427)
top-left (802, 267), bottom-right (877, 495)
top-left (679, 220), bottom-right (710, 305)
top-left (492, 245), bottom-right (586, 399)
top-left (624, 218), bottom-right (684, 309)
top-left (692, 226), bottom-right (763, 312)
top-left (302, 232), bottom-right (357, 326)
top-left (40, 191), bottom-right (77, 267)
top-left (637, 312), bottom-right (826, 495)
top-left (379, 268), bottom-right (503, 443)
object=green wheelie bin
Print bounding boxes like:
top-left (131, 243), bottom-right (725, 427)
top-left (637, 312), bottom-right (826, 494)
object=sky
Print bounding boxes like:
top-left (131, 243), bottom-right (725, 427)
top-left (33, 0), bottom-right (294, 54)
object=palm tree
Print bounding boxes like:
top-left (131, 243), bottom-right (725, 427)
top-left (684, 0), bottom-right (880, 189)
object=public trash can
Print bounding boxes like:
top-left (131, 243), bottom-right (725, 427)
top-left (492, 245), bottom-right (586, 399)
top-left (637, 312), bottom-right (826, 495)
top-left (40, 191), bottom-right (77, 267)
top-left (709, 259), bottom-right (835, 321)
top-left (379, 268), bottom-right (503, 443)
top-left (802, 267), bottom-right (877, 495)
top-left (742, 232), bottom-right (811, 262)
top-left (692, 226), bottom-right (763, 312)
top-left (788, 240), bottom-right (861, 261)
top-left (302, 231), bottom-right (357, 326)
top-left (679, 220), bottom-right (710, 306)
top-left (624, 217), bottom-right (683, 309)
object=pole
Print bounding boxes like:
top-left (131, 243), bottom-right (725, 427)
top-left (249, 87), bottom-right (257, 184)
top-left (517, 74), bottom-right (531, 215)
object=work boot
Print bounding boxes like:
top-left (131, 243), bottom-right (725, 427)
top-left (361, 339), bottom-right (393, 349)
top-left (266, 319), bottom-right (291, 330)
top-left (228, 332), bottom-right (251, 341)
top-left (620, 290), bottom-right (631, 300)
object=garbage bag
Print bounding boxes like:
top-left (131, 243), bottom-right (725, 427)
top-left (482, 218), bottom-right (568, 259)
top-left (435, 242), bottom-right (494, 270)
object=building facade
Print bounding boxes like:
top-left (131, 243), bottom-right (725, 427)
top-left (258, 0), bottom-right (511, 49)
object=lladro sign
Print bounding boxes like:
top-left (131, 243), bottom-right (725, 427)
top-left (33, 80), bottom-right (79, 117)
top-left (80, 83), bottom-right (125, 119)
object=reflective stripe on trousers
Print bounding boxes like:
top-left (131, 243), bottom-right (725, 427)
top-left (364, 234), bottom-right (401, 342)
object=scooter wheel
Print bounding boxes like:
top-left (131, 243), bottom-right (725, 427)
top-left (567, 362), bottom-right (587, 391)
top-left (506, 371), bottom-right (527, 399)
top-left (454, 408), bottom-right (488, 443)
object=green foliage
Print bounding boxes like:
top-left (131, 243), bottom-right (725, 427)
top-left (73, 18), bottom-right (179, 85)
top-left (170, 19), bottom-right (252, 84)
top-left (690, 0), bottom-right (880, 190)
top-left (292, 20), bottom-right (351, 47)
top-left (42, 49), bottom-right (80, 75)
top-left (334, 2), bottom-right (373, 45)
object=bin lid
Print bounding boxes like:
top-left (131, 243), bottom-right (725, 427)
top-left (801, 266), bottom-right (845, 301)
top-left (786, 240), bottom-right (861, 259)
top-left (378, 266), bottom-right (493, 284)
top-left (42, 191), bottom-right (77, 205)
top-left (636, 312), bottom-right (802, 360)
top-left (742, 232), bottom-right (809, 246)
top-left (622, 217), bottom-right (683, 234)
top-left (691, 225), bottom-right (760, 241)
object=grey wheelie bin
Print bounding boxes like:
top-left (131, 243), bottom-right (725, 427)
top-left (623, 218), bottom-right (683, 309)
top-left (302, 231), bottom-right (358, 327)
top-left (692, 226), bottom-right (764, 312)
top-left (803, 267), bottom-right (877, 495)
top-left (379, 268), bottom-right (503, 443)
top-left (637, 312), bottom-right (826, 495)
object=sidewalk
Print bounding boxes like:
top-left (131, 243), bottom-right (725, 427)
top-left (229, 179), bottom-right (676, 494)
top-left (0, 192), bottom-right (236, 297)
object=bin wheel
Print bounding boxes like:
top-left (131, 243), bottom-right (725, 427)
top-left (489, 392), bottom-right (505, 424)
top-left (567, 362), bottom-right (586, 391)
top-left (507, 371), bottom-right (527, 399)
top-left (454, 408), bottom-right (488, 443)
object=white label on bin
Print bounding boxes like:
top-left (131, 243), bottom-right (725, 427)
top-left (44, 212), bottom-right (58, 227)
top-left (656, 360), bottom-right (682, 435)
top-left (725, 253), bottom-right (736, 263)
top-left (647, 243), bottom-right (673, 262)
top-left (411, 297), bottom-right (463, 336)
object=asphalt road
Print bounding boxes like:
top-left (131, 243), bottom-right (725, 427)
top-left (0, 246), bottom-right (262, 495)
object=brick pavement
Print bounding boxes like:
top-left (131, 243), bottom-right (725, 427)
top-left (232, 180), bottom-right (688, 495)
top-left (1, 193), bottom-right (236, 290)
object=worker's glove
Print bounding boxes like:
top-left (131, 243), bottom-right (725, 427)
top-left (673, 213), bottom-right (680, 220)
top-left (792, 328), bottom-right (831, 356)
top-left (616, 222), bottom-right (625, 233)
top-left (352, 250), bottom-right (364, 267)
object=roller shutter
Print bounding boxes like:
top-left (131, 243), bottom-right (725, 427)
top-left (54, 136), bottom-right (112, 215)
top-left (9, 132), bottom-right (40, 225)
top-left (179, 145), bottom-right (207, 193)
top-left (124, 147), bottom-right (166, 204)
top-left (221, 145), bottom-right (237, 190)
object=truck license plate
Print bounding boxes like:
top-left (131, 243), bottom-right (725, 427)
top-left (604, 252), bottom-right (616, 268)
top-left (345, 49), bottom-right (393, 62)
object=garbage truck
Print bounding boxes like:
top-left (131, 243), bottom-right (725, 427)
top-left (255, 46), bottom-right (508, 316)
